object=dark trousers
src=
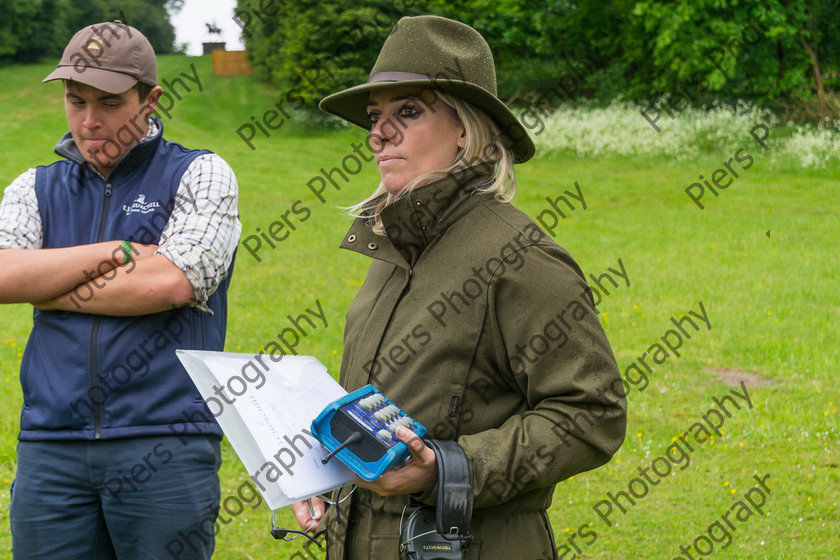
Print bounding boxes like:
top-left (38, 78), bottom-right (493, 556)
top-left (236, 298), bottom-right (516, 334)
top-left (10, 435), bottom-right (221, 559)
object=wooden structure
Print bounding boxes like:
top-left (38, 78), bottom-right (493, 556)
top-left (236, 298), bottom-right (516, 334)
top-left (211, 50), bottom-right (254, 77)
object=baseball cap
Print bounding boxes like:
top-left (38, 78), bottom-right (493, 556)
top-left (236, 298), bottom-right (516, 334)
top-left (43, 20), bottom-right (158, 93)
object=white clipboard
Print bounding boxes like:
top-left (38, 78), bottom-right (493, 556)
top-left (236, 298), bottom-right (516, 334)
top-left (176, 350), bottom-right (355, 510)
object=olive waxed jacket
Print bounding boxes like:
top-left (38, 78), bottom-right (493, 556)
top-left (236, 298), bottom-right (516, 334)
top-left (324, 165), bottom-right (626, 560)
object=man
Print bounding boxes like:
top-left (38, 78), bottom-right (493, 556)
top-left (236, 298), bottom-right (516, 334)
top-left (0, 20), bottom-right (240, 559)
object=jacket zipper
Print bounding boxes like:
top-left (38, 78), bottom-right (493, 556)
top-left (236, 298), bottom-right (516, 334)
top-left (90, 180), bottom-right (113, 439)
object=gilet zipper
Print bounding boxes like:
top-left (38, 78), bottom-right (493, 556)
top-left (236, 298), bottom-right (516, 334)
top-left (89, 180), bottom-right (112, 439)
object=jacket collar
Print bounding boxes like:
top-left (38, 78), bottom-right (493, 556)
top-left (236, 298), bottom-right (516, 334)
top-left (341, 163), bottom-right (496, 267)
top-left (54, 117), bottom-right (164, 179)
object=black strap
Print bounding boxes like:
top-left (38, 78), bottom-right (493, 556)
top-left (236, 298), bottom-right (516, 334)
top-left (426, 439), bottom-right (473, 545)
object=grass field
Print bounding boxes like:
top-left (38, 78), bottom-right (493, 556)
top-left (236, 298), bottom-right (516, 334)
top-left (0, 54), bottom-right (837, 559)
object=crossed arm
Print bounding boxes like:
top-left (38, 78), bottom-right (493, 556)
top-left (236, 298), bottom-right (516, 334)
top-left (0, 243), bottom-right (195, 316)
top-left (0, 154), bottom-right (240, 317)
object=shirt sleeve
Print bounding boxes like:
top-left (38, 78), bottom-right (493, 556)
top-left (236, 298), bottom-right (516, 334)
top-left (156, 153), bottom-right (241, 312)
top-left (0, 169), bottom-right (42, 250)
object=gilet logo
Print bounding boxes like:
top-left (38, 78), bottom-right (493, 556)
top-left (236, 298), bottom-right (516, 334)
top-left (123, 194), bottom-right (161, 215)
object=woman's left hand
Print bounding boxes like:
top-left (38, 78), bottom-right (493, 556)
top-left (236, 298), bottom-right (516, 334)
top-left (356, 427), bottom-right (437, 496)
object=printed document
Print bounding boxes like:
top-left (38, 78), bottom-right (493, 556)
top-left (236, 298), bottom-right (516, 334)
top-left (176, 350), bottom-right (356, 510)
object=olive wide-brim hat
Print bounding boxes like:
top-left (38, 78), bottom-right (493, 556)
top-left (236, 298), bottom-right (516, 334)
top-left (319, 15), bottom-right (535, 163)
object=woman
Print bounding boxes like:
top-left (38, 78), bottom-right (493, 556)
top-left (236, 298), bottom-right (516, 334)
top-left (291, 15), bottom-right (626, 559)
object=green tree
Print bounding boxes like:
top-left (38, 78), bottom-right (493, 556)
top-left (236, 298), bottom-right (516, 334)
top-left (118, 0), bottom-right (179, 54)
top-left (237, 0), bottom-right (414, 106)
top-left (0, 0), bottom-right (74, 62)
top-left (0, 0), bottom-right (180, 63)
top-left (615, 0), bottom-right (837, 111)
top-left (236, 0), bottom-right (837, 117)
top-left (236, 0), bottom-right (573, 106)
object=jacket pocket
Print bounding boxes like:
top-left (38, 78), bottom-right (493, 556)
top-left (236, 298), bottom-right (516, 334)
top-left (369, 534), bottom-right (400, 559)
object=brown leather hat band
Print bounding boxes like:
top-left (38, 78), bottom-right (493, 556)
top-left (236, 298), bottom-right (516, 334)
top-left (368, 71), bottom-right (433, 83)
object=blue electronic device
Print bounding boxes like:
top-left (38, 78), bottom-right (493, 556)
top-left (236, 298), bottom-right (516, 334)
top-left (310, 385), bottom-right (427, 481)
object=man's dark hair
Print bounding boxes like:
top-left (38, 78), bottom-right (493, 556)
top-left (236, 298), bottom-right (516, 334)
top-left (137, 82), bottom-right (154, 102)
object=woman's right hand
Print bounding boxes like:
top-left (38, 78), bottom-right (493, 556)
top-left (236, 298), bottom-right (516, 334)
top-left (290, 497), bottom-right (325, 533)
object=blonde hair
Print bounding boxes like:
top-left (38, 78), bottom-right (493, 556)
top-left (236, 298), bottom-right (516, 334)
top-left (347, 90), bottom-right (517, 236)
